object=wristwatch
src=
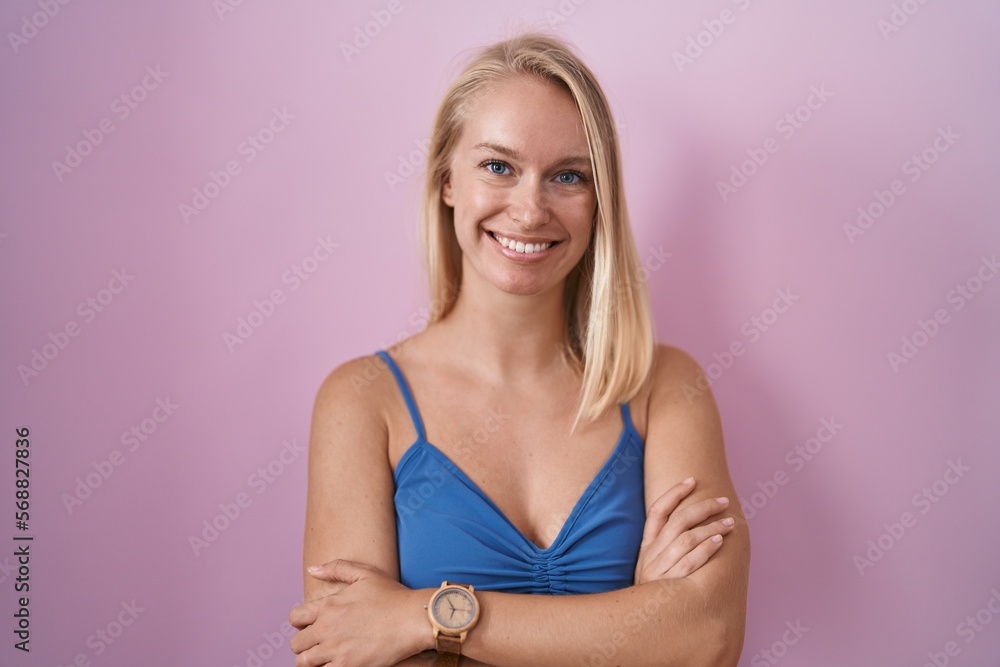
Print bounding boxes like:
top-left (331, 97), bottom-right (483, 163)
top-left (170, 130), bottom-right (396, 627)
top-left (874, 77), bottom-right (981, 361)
top-left (425, 581), bottom-right (480, 666)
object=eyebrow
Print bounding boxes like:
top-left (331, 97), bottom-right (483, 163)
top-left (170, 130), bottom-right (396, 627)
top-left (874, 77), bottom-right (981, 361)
top-left (472, 142), bottom-right (592, 169)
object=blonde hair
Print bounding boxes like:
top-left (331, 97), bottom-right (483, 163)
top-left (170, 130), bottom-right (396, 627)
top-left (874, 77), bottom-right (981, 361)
top-left (421, 31), bottom-right (656, 433)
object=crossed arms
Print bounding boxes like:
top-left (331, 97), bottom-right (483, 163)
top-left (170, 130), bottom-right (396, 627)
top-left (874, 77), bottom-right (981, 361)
top-left (290, 344), bottom-right (750, 666)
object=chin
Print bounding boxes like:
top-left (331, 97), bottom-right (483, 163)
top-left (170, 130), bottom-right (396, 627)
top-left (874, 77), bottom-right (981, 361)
top-left (496, 283), bottom-right (548, 297)
top-left (487, 270), bottom-right (560, 297)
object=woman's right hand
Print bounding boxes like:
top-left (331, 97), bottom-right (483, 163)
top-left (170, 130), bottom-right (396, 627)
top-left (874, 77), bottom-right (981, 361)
top-left (633, 477), bottom-right (736, 585)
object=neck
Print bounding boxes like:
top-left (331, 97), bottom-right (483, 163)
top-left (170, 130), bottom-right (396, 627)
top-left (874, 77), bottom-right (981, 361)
top-left (435, 264), bottom-right (570, 384)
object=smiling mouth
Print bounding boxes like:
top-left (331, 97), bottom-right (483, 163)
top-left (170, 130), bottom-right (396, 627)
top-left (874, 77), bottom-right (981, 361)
top-left (488, 231), bottom-right (560, 254)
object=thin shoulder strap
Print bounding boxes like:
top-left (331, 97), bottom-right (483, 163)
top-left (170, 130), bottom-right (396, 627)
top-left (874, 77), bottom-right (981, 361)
top-left (374, 349), bottom-right (426, 441)
top-left (620, 401), bottom-right (635, 433)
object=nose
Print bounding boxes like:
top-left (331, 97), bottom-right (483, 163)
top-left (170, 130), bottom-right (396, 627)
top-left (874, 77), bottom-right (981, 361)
top-left (508, 179), bottom-right (550, 228)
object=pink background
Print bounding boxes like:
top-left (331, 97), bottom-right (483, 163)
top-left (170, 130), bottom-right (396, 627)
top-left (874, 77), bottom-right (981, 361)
top-left (3, 1), bottom-right (999, 665)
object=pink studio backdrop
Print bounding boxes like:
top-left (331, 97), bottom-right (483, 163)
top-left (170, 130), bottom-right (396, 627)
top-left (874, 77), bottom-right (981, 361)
top-left (2, 2), bottom-right (998, 666)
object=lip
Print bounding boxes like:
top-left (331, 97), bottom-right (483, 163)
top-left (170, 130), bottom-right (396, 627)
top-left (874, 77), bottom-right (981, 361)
top-left (485, 229), bottom-right (559, 262)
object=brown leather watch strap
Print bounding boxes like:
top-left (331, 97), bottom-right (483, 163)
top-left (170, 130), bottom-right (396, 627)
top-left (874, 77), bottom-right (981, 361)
top-left (434, 636), bottom-right (463, 666)
top-left (433, 651), bottom-right (459, 667)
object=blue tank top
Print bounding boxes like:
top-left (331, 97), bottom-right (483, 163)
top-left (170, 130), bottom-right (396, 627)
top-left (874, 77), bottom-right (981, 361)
top-left (376, 349), bottom-right (647, 595)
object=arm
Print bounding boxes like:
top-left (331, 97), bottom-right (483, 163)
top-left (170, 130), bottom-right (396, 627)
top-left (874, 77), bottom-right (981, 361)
top-left (645, 344), bottom-right (751, 662)
top-left (301, 356), bottom-right (400, 602)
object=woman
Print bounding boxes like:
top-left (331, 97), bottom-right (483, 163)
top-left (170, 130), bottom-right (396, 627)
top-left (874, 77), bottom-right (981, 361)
top-left (289, 32), bottom-right (750, 667)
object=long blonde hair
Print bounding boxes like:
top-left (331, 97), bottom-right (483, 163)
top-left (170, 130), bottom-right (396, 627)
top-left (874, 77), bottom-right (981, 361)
top-left (421, 32), bottom-right (656, 433)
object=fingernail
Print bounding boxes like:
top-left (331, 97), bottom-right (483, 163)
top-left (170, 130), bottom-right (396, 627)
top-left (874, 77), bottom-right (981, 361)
top-left (683, 477), bottom-right (695, 485)
top-left (716, 497), bottom-right (729, 504)
top-left (711, 535), bottom-right (723, 543)
top-left (722, 518), bottom-right (735, 526)
top-left (307, 565), bottom-right (321, 574)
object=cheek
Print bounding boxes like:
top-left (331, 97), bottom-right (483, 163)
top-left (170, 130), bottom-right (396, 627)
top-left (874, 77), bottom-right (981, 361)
top-left (562, 195), bottom-right (597, 229)
top-left (453, 185), bottom-right (502, 248)
top-left (462, 182), bottom-right (507, 217)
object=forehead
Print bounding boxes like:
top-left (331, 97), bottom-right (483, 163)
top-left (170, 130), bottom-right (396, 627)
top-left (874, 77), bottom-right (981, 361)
top-left (457, 75), bottom-right (590, 160)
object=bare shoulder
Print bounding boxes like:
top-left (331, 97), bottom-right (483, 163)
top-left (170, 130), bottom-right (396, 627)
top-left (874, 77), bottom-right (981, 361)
top-left (632, 343), bottom-right (720, 432)
top-left (648, 342), bottom-right (713, 400)
top-left (310, 347), bottom-right (417, 438)
top-left (312, 353), bottom-right (390, 416)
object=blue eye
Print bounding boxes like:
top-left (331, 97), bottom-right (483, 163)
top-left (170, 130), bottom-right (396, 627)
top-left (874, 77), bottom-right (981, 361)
top-left (557, 171), bottom-right (583, 185)
top-left (483, 160), bottom-right (509, 175)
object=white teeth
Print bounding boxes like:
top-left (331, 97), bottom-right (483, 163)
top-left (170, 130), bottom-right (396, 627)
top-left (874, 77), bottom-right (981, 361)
top-left (491, 232), bottom-right (552, 254)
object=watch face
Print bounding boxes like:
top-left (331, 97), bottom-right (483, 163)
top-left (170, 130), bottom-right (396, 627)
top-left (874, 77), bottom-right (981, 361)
top-left (431, 587), bottom-right (477, 630)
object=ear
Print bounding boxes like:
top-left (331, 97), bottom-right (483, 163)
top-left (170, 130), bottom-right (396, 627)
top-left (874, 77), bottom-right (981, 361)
top-left (441, 173), bottom-right (454, 207)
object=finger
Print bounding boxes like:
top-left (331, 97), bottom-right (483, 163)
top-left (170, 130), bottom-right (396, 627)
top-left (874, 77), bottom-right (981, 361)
top-left (289, 601), bottom-right (318, 630)
top-left (643, 496), bottom-right (730, 566)
top-left (640, 477), bottom-right (696, 547)
top-left (289, 621), bottom-right (320, 655)
top-left (663, 533), bottom-right (726, 579)
top-left (294, 645), bottom-right (329, 667)
top-left (307, 558), bottom-right (369, 584)
top-left (659, 496), bottom-right (730, 545)
top-left (654, 517), bottom-right (736, 574)
top-left (646, 498), bottom-right (729, 561)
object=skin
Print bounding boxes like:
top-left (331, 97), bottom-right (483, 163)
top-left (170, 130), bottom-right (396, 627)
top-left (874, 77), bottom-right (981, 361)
top-left (289, 75), bottom-right (750, 667)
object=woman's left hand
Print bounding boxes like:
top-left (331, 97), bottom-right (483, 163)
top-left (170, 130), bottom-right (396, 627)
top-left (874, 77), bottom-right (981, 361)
top-left (288, 559), bottom-right (431, 667)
